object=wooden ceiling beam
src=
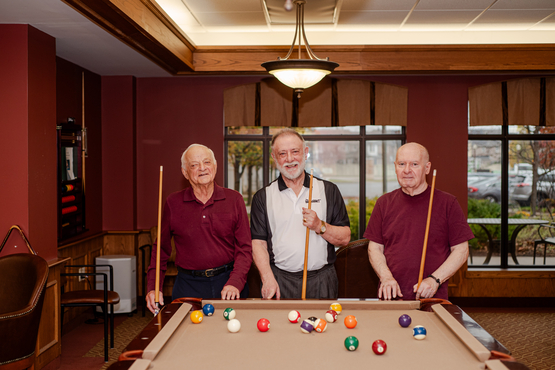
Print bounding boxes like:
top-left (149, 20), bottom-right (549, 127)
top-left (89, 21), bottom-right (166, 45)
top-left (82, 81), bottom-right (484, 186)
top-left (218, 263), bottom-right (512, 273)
top-left (61, 0), bottom-right (555, 75)
top-left (193, 45), bottom-right (555, 74)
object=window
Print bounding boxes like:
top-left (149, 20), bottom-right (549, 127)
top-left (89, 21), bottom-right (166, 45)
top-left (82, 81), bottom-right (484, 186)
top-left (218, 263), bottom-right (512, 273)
top-left (467, 124), bottom-right (555, 268)
top-left (225, 126), bottom-right (405, 240)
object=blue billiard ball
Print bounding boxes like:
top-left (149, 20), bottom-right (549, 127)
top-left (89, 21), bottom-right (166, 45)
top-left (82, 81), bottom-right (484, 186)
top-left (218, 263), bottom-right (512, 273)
top-left (413, 325), bottom-right (427, 340)
top-left (202, 303), bottom-right (215, 316)
top-left (399, 314), bottom-right (412, 328)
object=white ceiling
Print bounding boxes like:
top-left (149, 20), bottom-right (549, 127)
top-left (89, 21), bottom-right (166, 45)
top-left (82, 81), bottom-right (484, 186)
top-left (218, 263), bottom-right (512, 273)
top-left (1, 0), bottom-right (554, 77)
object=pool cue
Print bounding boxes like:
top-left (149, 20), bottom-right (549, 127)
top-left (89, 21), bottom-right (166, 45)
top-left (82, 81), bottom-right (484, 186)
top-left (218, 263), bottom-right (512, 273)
top-left (154, 166), bottom-right (163, 316)
top-left (301, 169), bottom-right (314, 300)
top-left (417, 169), bottom-right (437, 291)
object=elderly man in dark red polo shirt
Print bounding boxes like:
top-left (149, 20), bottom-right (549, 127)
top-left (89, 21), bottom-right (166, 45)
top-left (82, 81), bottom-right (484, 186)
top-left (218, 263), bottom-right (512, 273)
top-left (146, 144), bottom-right (252, 314)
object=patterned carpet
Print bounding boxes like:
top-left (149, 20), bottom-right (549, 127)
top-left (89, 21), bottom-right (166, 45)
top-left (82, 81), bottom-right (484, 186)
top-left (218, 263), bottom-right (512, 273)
top-left (466, 312), bottom-right (555, 370)
top-left (84, 310), bottom-right (555, 370)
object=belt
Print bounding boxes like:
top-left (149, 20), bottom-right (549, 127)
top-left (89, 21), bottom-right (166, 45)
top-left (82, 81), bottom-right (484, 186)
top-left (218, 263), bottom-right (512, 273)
top-left (177, 262), bottom-right (234, 278)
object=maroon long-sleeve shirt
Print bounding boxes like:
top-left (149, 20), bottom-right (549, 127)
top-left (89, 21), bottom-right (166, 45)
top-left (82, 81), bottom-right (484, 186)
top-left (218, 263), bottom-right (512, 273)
top-left (147, 184), bottom-right (252, 293)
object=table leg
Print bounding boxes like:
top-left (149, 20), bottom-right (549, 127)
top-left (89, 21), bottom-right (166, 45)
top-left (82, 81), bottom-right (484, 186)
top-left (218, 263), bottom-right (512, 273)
top-left (509, 224), bottom-right (526, 265)
top-left (477, 224), bottom-right (494, 265)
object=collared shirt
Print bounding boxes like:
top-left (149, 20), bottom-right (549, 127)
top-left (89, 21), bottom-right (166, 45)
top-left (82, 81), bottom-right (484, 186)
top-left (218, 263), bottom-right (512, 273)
top-left (147, 183), bottom-right (252, 292)
top-left (250, 172), bottom-right (350, 273)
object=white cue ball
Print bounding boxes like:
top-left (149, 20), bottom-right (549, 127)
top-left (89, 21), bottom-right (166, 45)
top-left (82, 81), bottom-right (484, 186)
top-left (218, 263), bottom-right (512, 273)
top-left (227, 319), bottom-right (241, 333)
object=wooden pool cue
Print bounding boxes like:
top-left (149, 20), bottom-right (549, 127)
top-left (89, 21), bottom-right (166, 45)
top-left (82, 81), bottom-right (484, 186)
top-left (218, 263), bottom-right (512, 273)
top-left (301, 169), bottom-right (314, 300)
top-left (417, 169), bottom-right (437, 291)
top-left (154, 166), bottom-right (163, 315)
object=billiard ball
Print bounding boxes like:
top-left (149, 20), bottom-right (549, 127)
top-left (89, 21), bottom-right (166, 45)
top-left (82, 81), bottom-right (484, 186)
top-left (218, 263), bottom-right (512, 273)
top-left (330, 302), bottom-right (342, 314)
top-left (257, 318), bottom-right (270, 332)
top-left (344, 315), bottom-right (357, 329)
top-left (202, 303), bottom-right (215, 316)
top-left (227, 319), bottom-right (241, 333)
top-left (307, 316), bottom-right (318, 326)
top-left (399, 314), bottom-right (411, 328)
top-left (190, 310), bottom-right (203, 324)
top-left (300, 319), bottom-right (314, 334)
top-left (314, 318), bottom-right (327, 333)
top-left (344, 336), bottom-right (359, 351)
top-left (223, 307), bottom-right (236, 320)
top-left (372, 340), bottom-right (387, 355)
top-left (413, 325), bottom-right (427, 340)
top-left (325, 310), bottom-right (338, 323)
top-left (288, 310), bottom-right (301, 323)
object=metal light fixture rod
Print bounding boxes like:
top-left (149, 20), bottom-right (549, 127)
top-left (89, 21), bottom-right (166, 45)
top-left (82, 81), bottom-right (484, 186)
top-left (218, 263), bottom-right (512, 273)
top-left (261, 0), bottom-right (339, 98)
top-left (281, 0), bottom-right (325, 62)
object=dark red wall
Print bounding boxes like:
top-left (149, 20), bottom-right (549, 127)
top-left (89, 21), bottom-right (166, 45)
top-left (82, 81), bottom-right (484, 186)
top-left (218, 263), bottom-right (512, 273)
top-left (101, 76), bottom-right (136, 230)
top-left (0, 25), bottom-right (57, 259)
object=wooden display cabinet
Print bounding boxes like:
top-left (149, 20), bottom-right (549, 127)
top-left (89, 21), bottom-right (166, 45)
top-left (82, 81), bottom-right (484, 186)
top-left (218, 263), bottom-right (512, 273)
top-left (57, 121), bottom-right (86, 240)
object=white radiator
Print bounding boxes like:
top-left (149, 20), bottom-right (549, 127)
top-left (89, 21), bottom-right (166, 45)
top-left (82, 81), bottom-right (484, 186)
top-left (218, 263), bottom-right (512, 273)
top-left (95, 255), bottom-right (137, 314)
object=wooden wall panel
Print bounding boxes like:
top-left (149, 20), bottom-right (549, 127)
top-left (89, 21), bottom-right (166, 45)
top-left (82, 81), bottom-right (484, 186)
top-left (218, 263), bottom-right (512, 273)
top-left (35, 258), bottom-right (69, 370)
top-left (449, 266), bottom-right (555, 298)
top-left (103, 231), bottom-right (137, 256)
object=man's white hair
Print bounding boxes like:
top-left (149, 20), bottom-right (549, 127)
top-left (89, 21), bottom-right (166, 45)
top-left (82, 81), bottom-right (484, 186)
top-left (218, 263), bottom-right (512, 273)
top-left (181, 144), bottom-right (216, 169)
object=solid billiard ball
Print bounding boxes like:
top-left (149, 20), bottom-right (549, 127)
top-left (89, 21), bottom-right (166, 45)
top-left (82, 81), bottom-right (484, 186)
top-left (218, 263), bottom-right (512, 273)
top-left (314, 318), bottom-right (327, 333)
top-left (330, 302), bottom-right (342, 314)
top-left (202, 304), bottom-right (215, 316)
top-left (288, 310), bottom-right (301, 323)
top-left (257, 318), bottom-right (270, 332)
top-left (325, 310), bottom-right (338, 323)
top-left (223, 307), bottom-right (236, 320)
top-left (372, 340), bottom-right (387, 355)
top-left (227, 319), bottom-right (241, 333)
top-left (413, 325), bottom-right (427, 340)
top-left (190, 310), bottom-right (203, 324)
top-left (399, 314), bottom-right (411, 328)
top-left (344, 336), bottom-right (359, 351)
top-left (300, 320), bottom-right (314, 334)
top-left (344, 315), bottom-right (357, 329)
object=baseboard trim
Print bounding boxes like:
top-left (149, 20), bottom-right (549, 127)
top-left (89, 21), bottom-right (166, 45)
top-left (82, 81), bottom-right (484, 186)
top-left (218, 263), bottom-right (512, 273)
top-left (450, 296), bottom-right (555, 308)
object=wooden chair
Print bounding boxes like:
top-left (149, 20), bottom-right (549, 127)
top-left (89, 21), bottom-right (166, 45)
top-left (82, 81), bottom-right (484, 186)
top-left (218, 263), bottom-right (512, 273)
top-left (533, 224), bottom-right (555, 265)
top-left (0, 253), bottom-right (49, 370)
top-left (61, 264), bottom-right (120, 362)
top-left (334, 238), bottom-right (380, 298)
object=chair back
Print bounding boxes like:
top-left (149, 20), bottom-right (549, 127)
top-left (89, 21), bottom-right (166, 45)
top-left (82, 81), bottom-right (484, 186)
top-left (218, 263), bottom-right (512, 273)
top-left (334, 239), bottom-right (380, 298)
top-left (0, 253), bottom-right (49, 368)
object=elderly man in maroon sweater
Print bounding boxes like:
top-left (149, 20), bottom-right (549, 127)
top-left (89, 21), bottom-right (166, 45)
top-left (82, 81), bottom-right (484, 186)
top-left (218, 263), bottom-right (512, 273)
top-left (364, 143), bottom-right (473, 301)
top-left (146, 144), bottom-right (252, 314)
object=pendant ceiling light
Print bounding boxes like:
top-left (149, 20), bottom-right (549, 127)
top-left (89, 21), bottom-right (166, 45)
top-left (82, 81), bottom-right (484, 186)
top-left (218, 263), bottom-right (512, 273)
top-left (261, 0), bottom-right (339, 98)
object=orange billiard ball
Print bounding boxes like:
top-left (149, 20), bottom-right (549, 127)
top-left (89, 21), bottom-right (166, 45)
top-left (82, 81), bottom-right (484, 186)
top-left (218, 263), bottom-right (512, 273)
top-left (190, 310), bottom-right (203, 324)
top-left (344, 315), bottom-right (357, 329)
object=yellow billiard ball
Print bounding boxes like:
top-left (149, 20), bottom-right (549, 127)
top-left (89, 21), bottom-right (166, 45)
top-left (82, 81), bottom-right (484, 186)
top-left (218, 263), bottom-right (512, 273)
top-left (330, 302), bottom-right (342, 314)
top-left (190, 310), bottom-right (203, 324)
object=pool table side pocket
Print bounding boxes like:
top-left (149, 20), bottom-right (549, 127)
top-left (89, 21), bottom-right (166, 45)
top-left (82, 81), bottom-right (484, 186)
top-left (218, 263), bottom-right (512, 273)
top-left (432, 304), bottom-right (491, 363)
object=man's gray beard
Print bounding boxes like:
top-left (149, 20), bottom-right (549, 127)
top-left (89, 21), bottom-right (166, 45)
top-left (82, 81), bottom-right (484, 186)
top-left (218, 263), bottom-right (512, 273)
top-left (277, 159), bottom-right (306, 181)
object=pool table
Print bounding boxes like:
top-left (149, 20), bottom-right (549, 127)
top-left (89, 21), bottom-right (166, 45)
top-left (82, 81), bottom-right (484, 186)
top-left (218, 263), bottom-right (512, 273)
top-left (109, 298), bottom-right (528, 370)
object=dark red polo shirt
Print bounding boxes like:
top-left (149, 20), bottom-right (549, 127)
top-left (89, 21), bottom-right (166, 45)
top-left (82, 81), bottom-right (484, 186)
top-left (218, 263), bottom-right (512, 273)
top-left (147, 183), bottom-right (252, 292)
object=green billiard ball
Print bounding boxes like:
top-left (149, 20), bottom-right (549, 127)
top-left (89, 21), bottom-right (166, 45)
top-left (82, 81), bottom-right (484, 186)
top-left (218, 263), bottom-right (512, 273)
top-left (344, 336), bottom-right (359, 351)
top-left (223, 307), bottom-right (236, 320)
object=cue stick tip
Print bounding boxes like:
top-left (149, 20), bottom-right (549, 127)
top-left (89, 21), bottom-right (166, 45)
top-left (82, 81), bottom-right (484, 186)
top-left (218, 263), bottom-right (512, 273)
top-left (160, 165), bottom-right (163, 171)
top-left (433, 169), bottom-right (436, 176)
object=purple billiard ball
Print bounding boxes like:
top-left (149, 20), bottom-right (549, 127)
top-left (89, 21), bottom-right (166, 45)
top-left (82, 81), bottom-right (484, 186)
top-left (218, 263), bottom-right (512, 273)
top-left (399, 314), bottom-right (412, 328)
top-left (300, 319), bottom-right (314, 334)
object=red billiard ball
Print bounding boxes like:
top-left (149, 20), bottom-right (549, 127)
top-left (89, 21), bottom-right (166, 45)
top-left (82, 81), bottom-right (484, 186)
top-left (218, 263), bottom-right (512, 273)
top-left (257, 318), bottom-right (270, 332)
top-left (372, 339), bottom-right (387, 355)
top-left (288, 310), bottom-right (301, 323)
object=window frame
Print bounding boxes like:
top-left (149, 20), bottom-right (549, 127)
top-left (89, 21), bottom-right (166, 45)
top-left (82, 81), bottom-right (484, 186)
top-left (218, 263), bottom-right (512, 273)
top-left (224, 126), bottom-right (405, 239)
top-left (469, 125), bottom-right (555, 269)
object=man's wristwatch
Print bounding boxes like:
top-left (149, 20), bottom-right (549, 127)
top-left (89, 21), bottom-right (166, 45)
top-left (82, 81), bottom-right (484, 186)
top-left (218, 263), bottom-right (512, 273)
top-left (316, 220), bottom-right (327, 235)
